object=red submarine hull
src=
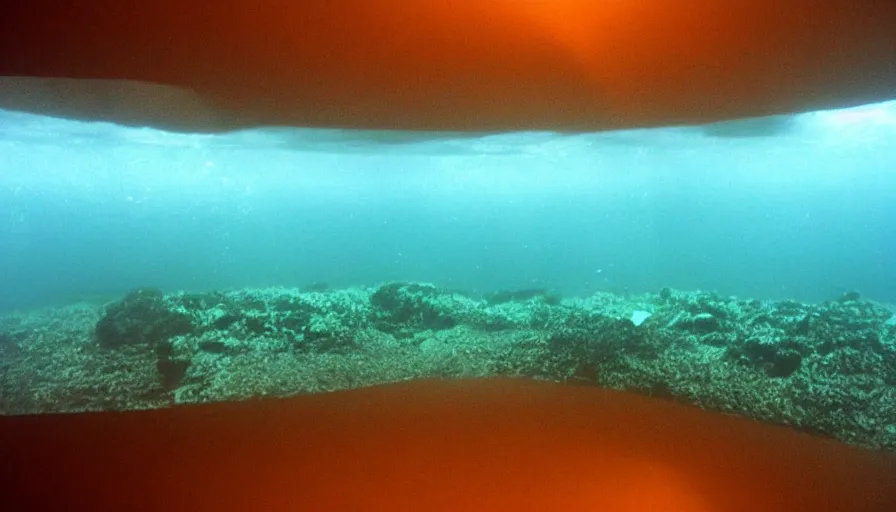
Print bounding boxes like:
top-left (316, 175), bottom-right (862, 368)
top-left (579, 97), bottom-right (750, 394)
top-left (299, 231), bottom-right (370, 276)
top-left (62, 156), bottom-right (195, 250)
top-left (0, 1), bottom-right (894, 131)
top-left (0, 378), bottom-right (893, 511)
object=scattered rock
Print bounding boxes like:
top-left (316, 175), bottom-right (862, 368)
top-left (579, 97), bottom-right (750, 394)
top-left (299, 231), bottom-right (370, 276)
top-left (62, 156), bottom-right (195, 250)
top-left (484, 288), bottom-right (561, 306)
top-left (95, 288), bottom-right (194, 348)
top-left (838, 290), bottom-right (862, 302)
top-left (302, 282), bottom-right (330, 293)
top-left (370, 283), bottom-right (462, 337)
top-left (154, 340), bottom-right (191, 391)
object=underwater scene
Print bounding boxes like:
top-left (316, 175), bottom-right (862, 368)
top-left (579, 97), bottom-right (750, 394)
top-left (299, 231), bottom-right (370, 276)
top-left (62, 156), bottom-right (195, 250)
top-left (1, 92), bottom-right (895, 461)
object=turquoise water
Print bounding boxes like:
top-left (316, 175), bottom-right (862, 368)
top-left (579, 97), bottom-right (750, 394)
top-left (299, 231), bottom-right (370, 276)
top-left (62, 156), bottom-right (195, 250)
top-left (1, 100), bottom-right (895, 311)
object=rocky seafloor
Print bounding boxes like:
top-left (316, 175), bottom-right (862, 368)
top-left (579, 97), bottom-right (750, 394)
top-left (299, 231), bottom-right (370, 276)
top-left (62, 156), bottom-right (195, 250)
top-left (1, 283), bottom-right (895, 451)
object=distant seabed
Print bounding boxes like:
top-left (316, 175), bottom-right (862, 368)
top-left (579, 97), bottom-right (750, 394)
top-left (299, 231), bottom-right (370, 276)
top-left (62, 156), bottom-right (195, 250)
top-left (1, 283), bottom-right (894, 451)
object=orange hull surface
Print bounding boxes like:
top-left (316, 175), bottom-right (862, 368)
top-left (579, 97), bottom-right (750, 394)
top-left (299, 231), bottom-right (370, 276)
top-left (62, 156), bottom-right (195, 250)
top-left (0, 1), bottom-right (894, 131)
top-left (0, 378), bottom-right (894, 511)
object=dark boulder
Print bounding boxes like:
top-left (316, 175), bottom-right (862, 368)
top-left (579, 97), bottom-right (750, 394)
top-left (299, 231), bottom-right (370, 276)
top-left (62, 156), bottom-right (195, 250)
top-left (95, 288), bottom-right (194, 348)
top-left (369, 282), bottom-right (459, 337)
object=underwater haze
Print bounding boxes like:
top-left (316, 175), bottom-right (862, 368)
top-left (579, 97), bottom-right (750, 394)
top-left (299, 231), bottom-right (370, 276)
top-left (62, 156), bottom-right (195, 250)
top-left (1, 100), bottom-right (895, 311)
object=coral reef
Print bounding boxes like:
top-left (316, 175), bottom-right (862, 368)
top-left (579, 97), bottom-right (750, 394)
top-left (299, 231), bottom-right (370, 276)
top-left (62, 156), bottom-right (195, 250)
top-left (1, 283), bottom-right (894, 450)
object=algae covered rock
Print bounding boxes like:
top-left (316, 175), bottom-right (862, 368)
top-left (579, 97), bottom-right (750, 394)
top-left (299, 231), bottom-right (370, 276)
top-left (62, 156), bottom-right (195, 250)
top-left (94, 287), bottom-right (194, 348)
top-left (483, 288), bottom-right (561, 306)
top-left (369, 282), bottom-right (469, 337)
top-left (154, 338), bottom-right (192, 391)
